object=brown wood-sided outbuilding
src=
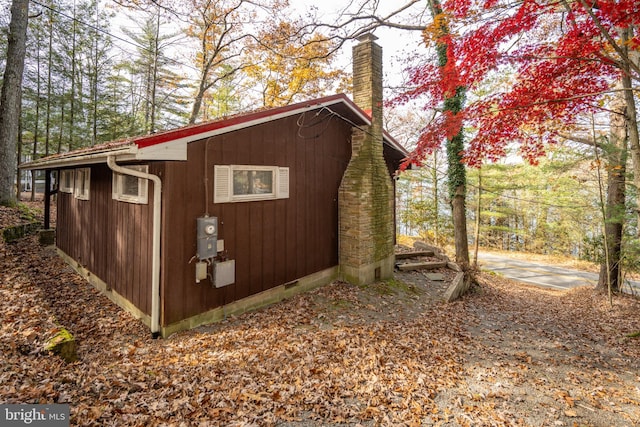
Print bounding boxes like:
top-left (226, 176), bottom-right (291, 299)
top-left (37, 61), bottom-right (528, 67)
top-left (22, 93), bottom-right (408, 337)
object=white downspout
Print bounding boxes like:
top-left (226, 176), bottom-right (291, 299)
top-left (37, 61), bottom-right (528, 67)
top-left (107, 156), bottom-right (162, 338)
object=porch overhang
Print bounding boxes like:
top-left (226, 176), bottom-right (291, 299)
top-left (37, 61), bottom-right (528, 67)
top-left (19, 140), bottom-right (188, 171)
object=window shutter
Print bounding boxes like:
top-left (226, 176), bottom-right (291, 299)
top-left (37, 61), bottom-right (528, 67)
top-left (112, 173), bottom-right (120, 200)
top-left (214, 165), bottom-right (231, 203)
top-left (277, 167), bottom-right (289, 199)
top-left (60, 170), bottom-right (74, 193)
top-left (138, 173), bottom-right (148, 203)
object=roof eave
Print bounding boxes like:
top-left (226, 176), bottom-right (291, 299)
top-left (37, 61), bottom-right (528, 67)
top-left (133, 94), bottom-right (371, 148)
top-left (18, 94), bottom-right (409, 170)
top-left (382, 132), bottom-right (409, 158)
top-left (19, 146), bottom-right (138, 170)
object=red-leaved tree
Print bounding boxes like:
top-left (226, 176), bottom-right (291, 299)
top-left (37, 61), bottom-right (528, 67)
top-left (396, 0), bottom-right (639, 290)
top-left (401, 0), bottom-right (638, 167)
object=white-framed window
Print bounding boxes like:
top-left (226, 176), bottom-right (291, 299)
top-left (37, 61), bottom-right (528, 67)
top-left (112, 165), bottom-right (149, 204)
top-left (74, 168), bottom-right (90, 200)
top-left (59, 169), bottom-right (74, 193)
top-left (214, 165), bottom-right (289, 203)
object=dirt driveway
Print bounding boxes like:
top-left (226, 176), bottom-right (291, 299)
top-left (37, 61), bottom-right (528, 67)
top-left (1, 232), bottom-right (639, 426)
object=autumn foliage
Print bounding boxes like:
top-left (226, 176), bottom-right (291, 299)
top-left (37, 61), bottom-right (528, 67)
top-left (2, 205), bottom-right (639, 425)
top-left (397, 0), bottom-right (640, 167)
top-left (245, 21), bottom-right (346, 108)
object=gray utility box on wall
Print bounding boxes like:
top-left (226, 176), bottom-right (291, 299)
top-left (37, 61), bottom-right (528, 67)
top-left (196, 216), bottom-right (218, 260)
top-left (214, 260), bottom-right (235, 288)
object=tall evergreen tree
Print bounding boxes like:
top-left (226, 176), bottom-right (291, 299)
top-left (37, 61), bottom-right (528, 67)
top-left (120, 9), bottom-right (187, 133)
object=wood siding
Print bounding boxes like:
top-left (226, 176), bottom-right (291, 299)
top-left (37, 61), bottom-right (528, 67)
top-left (56, 164), bottom-right (155, 315)
top-left (54, 110), bottom-right (403, 329)
top-left (160, 114), bottom-right (352, 325)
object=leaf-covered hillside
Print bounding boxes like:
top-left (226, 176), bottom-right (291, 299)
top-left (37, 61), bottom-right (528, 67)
top-left (1, 212), bottom-right (639, 425)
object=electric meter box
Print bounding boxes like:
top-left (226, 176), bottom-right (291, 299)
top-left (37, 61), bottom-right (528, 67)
top-left (196, 216), bottom-right (218, 260)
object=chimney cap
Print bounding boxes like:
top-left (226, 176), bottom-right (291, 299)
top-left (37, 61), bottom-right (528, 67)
top-left (356, 33), bottom-right (379, 43)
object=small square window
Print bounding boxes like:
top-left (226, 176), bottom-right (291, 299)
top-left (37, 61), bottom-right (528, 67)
top-left (214, 165), bottom-right (289, 203)
top-left (59, 169), bottom-right (74, 193)
top-left (74, 168), bottom-right (90, 200)
top-left (112, 165), bottom-right (149, 204)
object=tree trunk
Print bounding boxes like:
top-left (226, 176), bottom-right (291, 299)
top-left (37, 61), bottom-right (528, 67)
top-left (16, 119), bottom-right (22, 200)
top-left (45, 11), bottom-right (53, 157)
top-left (473, 169), bottom-right (481, 267)
top-left (57, 81), bottom-right (66, 153)
top-left (618, 28), bottom-right (640, 237)
top-left (0, 0), bottom-right (29, 206)
top-left (428, 0), bottom-right (470, 266)
top-left (597, 169), bottom-right (625, 293)
top-left (31, 33), bottom-right (41, 201)
top-left (432, 153), bottom-right (440, 245)
top-left (189, 81), bottom-right (207, 124)
top-left (90, 2), bottom-right (100, 145)
top-left (149, 9), bottom-right (160, 133)
top-left (448, 129), bottom-right (470, 266)
top-left (597, 91), bottom-right (627, 293)
top-left (453, 185), bottom-right (470, 265)
top-left (69, 0), bottom-right (77, 151)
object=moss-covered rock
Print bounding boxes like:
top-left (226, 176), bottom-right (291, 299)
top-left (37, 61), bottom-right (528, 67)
top-left (45, 328), bottom-right (77, 363)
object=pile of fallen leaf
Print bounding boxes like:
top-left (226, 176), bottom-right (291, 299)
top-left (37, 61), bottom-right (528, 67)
top-left (0, 201), bottom-right (51, 256)
top-left (0, 206), bottom-right (22, 231)
top-left (1, 203), bottom-right (639, 426)
top-left (439, 275), bottom-right (640, 426)
top-left (0, 201), bottom-right (47, 230)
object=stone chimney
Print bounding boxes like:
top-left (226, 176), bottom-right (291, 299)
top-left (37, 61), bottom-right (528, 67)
top-left (338, 34), bottom-right (395, 285)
